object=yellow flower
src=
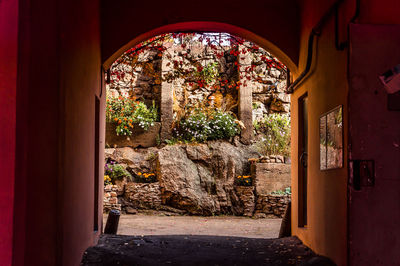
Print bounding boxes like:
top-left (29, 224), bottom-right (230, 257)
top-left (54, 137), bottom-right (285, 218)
top-left (243, 175), bottom-right (251, 178)
top-left (138, 172), bottom-right (142, 175)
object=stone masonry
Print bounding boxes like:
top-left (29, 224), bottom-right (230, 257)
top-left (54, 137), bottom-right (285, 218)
top-left (251, 161), bottom-right (291, 195)
top-left (103, 143), bottom-right (290, 218)
top-left (107, 39), bottom-right (289, 145)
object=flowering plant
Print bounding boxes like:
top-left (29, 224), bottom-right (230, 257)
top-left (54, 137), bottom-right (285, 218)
top-left (236, 175), bottom-right (252, 186)
top-left (208, 109), bottom-right (241, 140)
top-left (106, 96), bottom-right (158, 136)
top-left (104, 175), bottom-right (112, 185)
top-left (104, 161), bottom-right (132, 184)
top-left (134, 171), bottom-right (157, 183)
top-left (173, 108), bottom-right (241, 142)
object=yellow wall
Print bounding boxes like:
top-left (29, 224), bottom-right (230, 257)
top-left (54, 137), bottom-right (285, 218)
top-left (291, 1), bottom-right (350, 265)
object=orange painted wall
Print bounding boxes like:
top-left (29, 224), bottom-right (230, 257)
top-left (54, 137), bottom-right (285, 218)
top-left (290, 2), bottom-right (350, 266)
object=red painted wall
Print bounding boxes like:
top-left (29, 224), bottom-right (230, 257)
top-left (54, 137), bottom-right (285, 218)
top-left (0, 0), bottom-right (18, 265)
top-left (348, 23), bottom-right (400, 266)
top-left (11, 0), bottom-right (103, 265)
top-left (13, 0), bottom-right (63, 264)
top-left (58, 0), bottom-right (103, 264)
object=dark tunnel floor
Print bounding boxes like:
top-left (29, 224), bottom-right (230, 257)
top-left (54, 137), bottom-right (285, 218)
top-left (81, 235), bottom-right (336, 266)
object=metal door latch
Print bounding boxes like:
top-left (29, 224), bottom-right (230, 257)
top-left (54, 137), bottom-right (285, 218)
top-left (349, 160), bottom-right (375, 191)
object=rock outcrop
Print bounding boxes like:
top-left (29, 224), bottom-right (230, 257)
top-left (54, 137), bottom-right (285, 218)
top-left (104, 141), bottom-right (290, 217)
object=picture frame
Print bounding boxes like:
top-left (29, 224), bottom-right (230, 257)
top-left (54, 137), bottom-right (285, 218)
top-left (320, 105), bottom-right (343, 170)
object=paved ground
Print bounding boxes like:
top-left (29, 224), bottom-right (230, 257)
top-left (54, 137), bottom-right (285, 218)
top-left (107, 214), bottom-right (282, 239)
top-left (81, 235), bottom-right (336, 266)
top-left (81, 214), bottom-right (337, 265)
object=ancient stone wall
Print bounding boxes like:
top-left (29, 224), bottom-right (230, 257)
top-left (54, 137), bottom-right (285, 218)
top-left (103, 142), bottom-right (290, 218)
top-left (104, 185), bottom-right (121, 212)
top-left (107, 39), bottom-right (290, 144)
top-left (251, 161), bottom-right (291, 195)
top-left (107, 48), bottom-right (162, 111)
top-left (254, 194), bottom-right (291, 218)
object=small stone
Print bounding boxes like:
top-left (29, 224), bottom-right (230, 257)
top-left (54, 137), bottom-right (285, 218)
top-left (253, 213), bottom-right (267, 219)
top-left (109, 198), bottom-right (118, 204)
top-left (125, 207), bottom-right (137, 214)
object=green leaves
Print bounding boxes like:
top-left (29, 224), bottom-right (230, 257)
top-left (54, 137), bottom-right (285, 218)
top-left (104, 162), bottom-right (132, 184)
top-left (254, 113), bottom-right (291, 156)
top-left (106, 97), bottom-right (158, 136)
top-left (173, 108), bottom-right (241, 143)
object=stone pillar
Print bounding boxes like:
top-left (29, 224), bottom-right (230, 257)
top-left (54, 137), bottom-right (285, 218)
top-left (238, 44), bottom-right (253, 144)
top-left (160, 55), bottom-right (173, 141)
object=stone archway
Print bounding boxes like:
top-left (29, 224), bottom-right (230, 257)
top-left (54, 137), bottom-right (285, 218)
top-left (103, 27), bottom-right (292, 221)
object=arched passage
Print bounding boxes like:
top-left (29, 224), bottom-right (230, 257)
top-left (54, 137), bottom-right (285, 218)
top-left (103, 22), bottom-right (298, 73)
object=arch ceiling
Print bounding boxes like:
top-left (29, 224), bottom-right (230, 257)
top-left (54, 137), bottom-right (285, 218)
top-left (101, 0), bottom-right (300, 72)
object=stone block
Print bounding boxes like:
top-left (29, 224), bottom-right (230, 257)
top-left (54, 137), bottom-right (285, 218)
top-left (106, 122), bottom-right (161, 148)
top-left (251, 163), bottom-right (291, 195)
top-left (109, 198), bottom-right (118, 204)
top-left (124, 182), bottom-right (162, 209)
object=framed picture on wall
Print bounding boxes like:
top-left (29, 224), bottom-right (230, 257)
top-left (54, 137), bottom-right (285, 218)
top-left (320, 105), bottom-right (343, 170)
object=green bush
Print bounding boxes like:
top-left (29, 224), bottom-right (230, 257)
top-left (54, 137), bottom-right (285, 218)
top-left (104, 162), bottom-right (132, 184)
top-left (173, 108), bottom-right (241, 143)
top-left (271, 187), bottom-right (291, 195)
top-left (178, 109), bottom-right (210, 142)
top-left (208, 109), bottom-right (240, 140)
top-left (254, 113), bottom-right (290, 156)
top-left (106, 96), bottom-right (158, 136)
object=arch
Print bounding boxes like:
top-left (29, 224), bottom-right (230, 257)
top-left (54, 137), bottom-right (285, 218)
top-left (102, 21), bottom-right (298, 73)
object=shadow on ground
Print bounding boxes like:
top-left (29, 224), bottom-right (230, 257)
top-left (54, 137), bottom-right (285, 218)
top-left (81, 235), bottom-right (336, 266)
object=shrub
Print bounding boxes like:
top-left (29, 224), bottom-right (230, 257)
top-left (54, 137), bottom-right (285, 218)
top-left (177, 109), bottom-right (210, 142)
top-left (173, 108), bottom-right (241, 143)
top-left (104, 162), bottom-right (132, 184)
top-left (208, 109), bottom-right (241, 140)
top-left (106, 96), bottom-right (158, 136)
top-left (254, 113), bottom-right (290, 156)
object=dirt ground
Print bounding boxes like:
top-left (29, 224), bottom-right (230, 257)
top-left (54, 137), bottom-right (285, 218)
top-left (106, 214), bottom-right (282, 239)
